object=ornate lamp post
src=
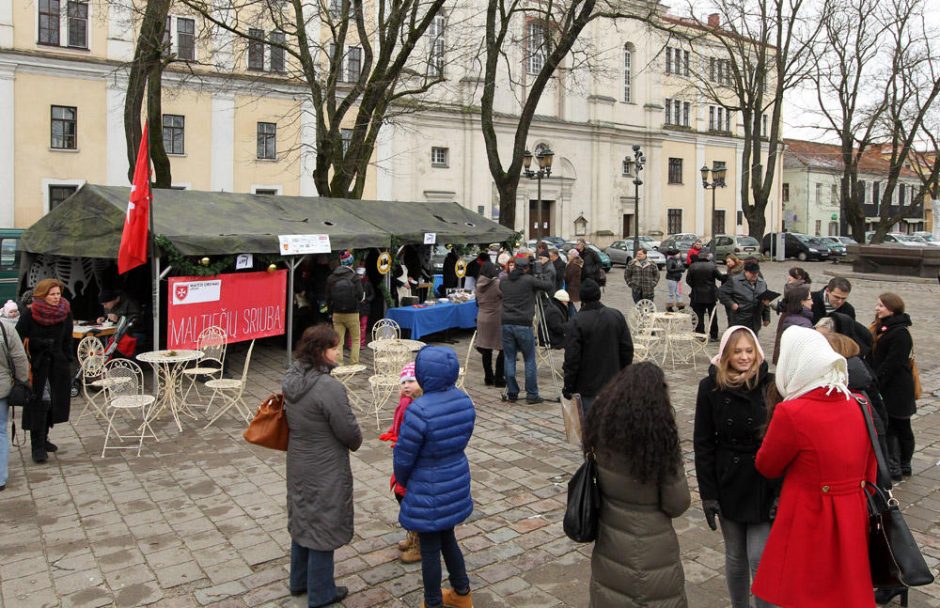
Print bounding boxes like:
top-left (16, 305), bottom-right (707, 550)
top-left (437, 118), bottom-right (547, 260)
top-left (522, 147), bottom-right (554, 240)
top-left (623, 145), bottom-right (646, 253)
top-left (701, 162), bottom-right (728, 252)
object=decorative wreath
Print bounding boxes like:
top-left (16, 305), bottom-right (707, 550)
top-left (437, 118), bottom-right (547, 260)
top-left (455, 259), bottom-right (467, 278)
top-left (377, 252), bottom-right (393, 275)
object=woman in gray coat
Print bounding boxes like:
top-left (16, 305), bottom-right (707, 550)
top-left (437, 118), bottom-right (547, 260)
top-left (0, 311), bottom-right (29, 491)
top-left (583, 362), bottom-right (690, 608)
top-left (284, 324), bottom-right (362, 607)
top-left (474, 262), bottom-right (504, 386)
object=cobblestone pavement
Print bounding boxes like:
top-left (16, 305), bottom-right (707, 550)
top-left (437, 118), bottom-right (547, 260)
top-left (1, 260), bottom-right (939, 607)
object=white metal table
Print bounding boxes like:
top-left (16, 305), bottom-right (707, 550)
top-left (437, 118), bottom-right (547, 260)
top-left (137, 349), bottom-right (204, 431)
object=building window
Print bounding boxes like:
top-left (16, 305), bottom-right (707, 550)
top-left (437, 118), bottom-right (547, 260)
top-left (163, 114), bottom-right (185, 155)
top-left (256, 122), bottom-right (276, 159)
top-left (527, 21), bottom-right (546, 75)
top-left (431, 147), bottom-right (449, 167)
top-left (859, 180), bottom-right (866, 204)
top-left (39, 0), bottom-right (60, 46)
top-left (248, 28), bottom-right (265, 70)
top-left (176, 17), bottom-right (195, 60)
top-left (328, 0), bottom-right (352, 18)
top-left (346, 46), bottom-right (362, 82)
top-left (665, 47), bottom-right (690, 75)
top-left (665, 99), bottom-right (690, 127)
top-left (39, 1), bottom-right (89, 49)
top-left (667, 209), bottom-right (683, 234)
top-left (829, 221), bottom-right (839, 236)
top-left (428, 15), bottom-right (445, 77)
top-left (831, 183), bottom-right (838, 204)
top-left (341, 128), bottom-right (353, 154)
top-left (668, 158), bottom-right (683, 184)
top-left (761, 114), bottom-right (769, 137)
top-left (782, 183), bottom-right (789, 202)
top-left (622, 157), bottom-right (632, 177)
top-left (48, 185), bottom-right (78, 209)
top-left (50, 105), bottom-right (77, 149)
top-left (899, 184), bottom-right (906, 206)
top-left (873, 181), bottom-right (880, 206)
top-left (254, 188), bottom-right (278, 195)
top-left (709, 105), bottom-right (731, 132)
top-left (67, 1), bottom-right (88, 48)
top-left (815, 183), bottom-right (822, 204)
top-left (815, 219), bottom-right (822, 235)
top-left (623, 45), bottom-right (632, 103)
top-left (713, 210), bottom-right (726, 235)
top-left (270, 31), bottom-right (286, 73)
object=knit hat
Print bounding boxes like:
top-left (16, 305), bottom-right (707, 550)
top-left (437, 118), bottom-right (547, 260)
top-left (514, 254), bottom-right (530, 267)
top-left (743, 260), bottom-right (761, 273)
top-left (1, 300), bottom-right (18, 317)
top-left (399, 362), bottom-right (416, 383)
top-left (775, 326), bottom-right (850, 402)
top-left (710, 325), bottom-right (765, 365)
top-left (98, 289), bottom-right (119, 304)
top-left (580, 279), bottom-right (601, 302)
top-left (554, 289), bottom-right (570, 303)
top-left (497, 252), bottom-right (511, 266)
top-left (339, 250), bottom-right (354, 266)
top-left (567, 249), bottom-right (580, 259)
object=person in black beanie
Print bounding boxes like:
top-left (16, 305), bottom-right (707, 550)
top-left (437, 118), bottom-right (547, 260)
top-left (562, 279), bottom-right (633, 417)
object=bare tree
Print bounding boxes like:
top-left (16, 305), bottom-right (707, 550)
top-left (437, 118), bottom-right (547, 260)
top-left (910, 115), bottom-right (940, 226)
top-left (682, 0), bottom-right (822, 239)
top-left (179, 0), bottom-right (449, 199)
top-left (812, 0), bottom-right (940, 242)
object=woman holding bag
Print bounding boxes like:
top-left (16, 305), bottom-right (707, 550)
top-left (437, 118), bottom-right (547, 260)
top-left (283, 324), bottom-right (362, 607)
top-left (583, 362), bottom-right (690, 608)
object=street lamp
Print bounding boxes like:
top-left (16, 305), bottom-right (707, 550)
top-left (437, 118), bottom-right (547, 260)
top-left (522, 146), bottom-right (554, 240)
top-left (701, 162), bottom-right (727, 252)
top-left (628, 145), bottom-right (646, 253)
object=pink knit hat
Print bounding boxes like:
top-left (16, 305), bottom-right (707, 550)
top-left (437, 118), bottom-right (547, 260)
top-left (399, 362), bottom-right (416, 383)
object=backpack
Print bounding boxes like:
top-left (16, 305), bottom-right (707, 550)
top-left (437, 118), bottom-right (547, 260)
top-left (330, 275), bottom-right (359, 313)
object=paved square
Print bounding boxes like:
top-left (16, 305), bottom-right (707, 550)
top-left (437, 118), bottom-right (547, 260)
top-left (1, 260), bottom-right (938, 607)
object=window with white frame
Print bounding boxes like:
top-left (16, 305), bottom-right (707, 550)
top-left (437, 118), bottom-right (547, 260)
top-left (248, 28), bottom-right (265, 70)
top-left (50, 105), bottom-right (77, 149)
top-left (667, 209), bottom-right (683, 234)
top-left (623, 44), bottom-right (633, 103)
top-left (899, 184), bottom-right (907, 206)
top-left (783, 183), bottom-right (790, 202)
top-left (708, 105), bottom-right (731, 132)
top-left (257, 122), bottom-right (277, 160)
top-left (431, 147), bottom-right (449, 167)
top-left (162, 16), bottom-right (196, 60)
top-left (341, 128), bottom-right (353, 154)
top-left (527, 21), bottom-right (546, 75)
top-left (709, 57), bottom-right (732, 85)
top-left (428, 15), bottom-right (445, 77)
top-left (38, 1), bottom-right (89, 49)
top-left (48, 184), bottom-right (77, 209)
top-left (270, 31), bottom-right (286, 73)
top-left (346, 46), bottom-right (362, 82)
top-left (815, 183), bottom-right (822, 204)
top-left (163, 114), bottom-right (185, 155)
top-left (665, 47), bottom-right (690, 76)
top-left (622, 157), bottom-right (632, 176)
top-left (831, 183), bottom-right (838, 204)
top-left (761, 114), bottom-right (769, 137)
top-left (665, 98), bottom-right (690, 127)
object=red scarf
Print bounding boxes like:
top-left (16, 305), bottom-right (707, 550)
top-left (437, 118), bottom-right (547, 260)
top-left (31, 298), bottom-right (70, 326)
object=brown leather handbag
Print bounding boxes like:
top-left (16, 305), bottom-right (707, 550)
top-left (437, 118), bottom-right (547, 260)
top-left (243, 393), bottom-right (288, 451)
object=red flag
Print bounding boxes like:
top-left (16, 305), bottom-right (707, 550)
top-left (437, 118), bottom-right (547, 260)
top-left (118, 123), bottom-right (151, 274)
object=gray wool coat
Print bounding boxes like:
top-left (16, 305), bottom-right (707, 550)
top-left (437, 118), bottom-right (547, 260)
top-left (590, 449), bottom-right (691, 608)
top-left (283, 362), bottom-right (363, 551)
top-left (474, 275), bottom-right (502, 351)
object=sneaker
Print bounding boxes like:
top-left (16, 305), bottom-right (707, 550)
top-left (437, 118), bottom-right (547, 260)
top-left (525, 396), bottom-right (544, 405)
top-left (500, 393), bottom-right (517, 403)
top-left (45, 440), bottom-right (58, 453)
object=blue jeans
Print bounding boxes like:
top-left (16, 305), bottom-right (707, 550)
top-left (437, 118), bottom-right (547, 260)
top-left (501, 324), bottom-right (538, 399)
top-left (289, 540), bottom-right (336, 607)
top-left (419, 528), bottom-right (470, 607)
top-left (667, 279), bottom-right (679, 303)
top-left (720, 520), bottom-right (775, 608)
top-left (0, 398), bottom-right (7, 486)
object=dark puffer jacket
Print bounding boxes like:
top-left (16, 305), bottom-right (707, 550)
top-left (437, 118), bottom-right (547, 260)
top-left (394, 347), bottom-right (475, 532)
top-left (563, 301), bottom-right (633, 399)
top-left (693, 363), bottom-right (778, 523)
top-left (499, 264), bottom-right (553, 327)
top-left (685, 260), bottom-right (722, 305)
top-left (870, 313), bottom-right (916, 418)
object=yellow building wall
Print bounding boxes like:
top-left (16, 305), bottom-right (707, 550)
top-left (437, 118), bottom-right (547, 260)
top-left (702, 143), bottom-right (737, 233)
top-left (232, 94), bottom-right (301, 195)
top-left (160, 87), bottom-right (214, 190)
top-left (13, 72), bottom-right (107, 227)
top-left (660, 139), bottom-right (697, 231)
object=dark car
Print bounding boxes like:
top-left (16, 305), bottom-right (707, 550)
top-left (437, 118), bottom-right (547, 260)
top-left (658, 233), bottom-right (701, 259)
top-left (818, 237), bottom-right (847, 257)
top-left (761, 232), bottom-right (830, 261)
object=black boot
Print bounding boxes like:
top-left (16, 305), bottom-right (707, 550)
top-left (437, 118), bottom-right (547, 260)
top-left (494, 352), bottom-right (506, 387)
top-left (31, 428), bottom-right (48, 464)
top-left (899, 438), bottom-right (915, 477)
top-left (886, 436), bottom-right (903, 482)
top-left (479, 348), bottom-right (494, 386)
top-left (875, 587), bottom-right (908, 606)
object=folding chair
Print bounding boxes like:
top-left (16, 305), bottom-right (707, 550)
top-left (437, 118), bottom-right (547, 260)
top-left (76, 336), bottom-right (108, 420)
top-left (181, 326), bottom-right (227, 407)
top-left (203, 340), bottom-right (255, 428)
top-left (100, 359), bottom-right (157, 457)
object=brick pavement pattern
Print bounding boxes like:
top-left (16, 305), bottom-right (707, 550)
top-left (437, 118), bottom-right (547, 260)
top-left (1, 260), bottom-right (939, 607)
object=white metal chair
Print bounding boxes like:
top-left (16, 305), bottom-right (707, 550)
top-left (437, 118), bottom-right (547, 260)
top-left (203, 340), bottom-right (256, 428)
top-left (629, 302), bottom-right (664, 363)
top-left (691, 306), bottom-right (720, 360)
top-left (76, 336), bottom-right (108, 420)
top-left (100, 359), bottom-right (157, 457)
top-left (368, 342), bottom-right (410, 430)
top-left (181, 326), bottom-right (227, 407)
top-left (372, 319), bottom-right (401, 342)
top-left (456, 331), bottom-right (477, 390)
top-left (332, 363), bottom-right (367, 410)
top-left (665, 310), bottom-right (699, 369)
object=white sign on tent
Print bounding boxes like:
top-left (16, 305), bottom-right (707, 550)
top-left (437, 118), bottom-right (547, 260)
top-left (278, 234), bottom-right (331, 255)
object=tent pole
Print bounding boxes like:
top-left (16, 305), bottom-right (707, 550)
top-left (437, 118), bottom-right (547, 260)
top-left (153, 255), bottom-right (160, 349)
top-left (286, 257), bottom-right (300, 368)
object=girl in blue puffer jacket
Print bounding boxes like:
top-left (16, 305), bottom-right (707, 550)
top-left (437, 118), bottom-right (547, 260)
top-left (393, 346), bottom-right (476, 608)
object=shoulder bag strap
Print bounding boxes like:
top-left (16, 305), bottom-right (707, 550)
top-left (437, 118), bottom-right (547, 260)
top-left (855, 395), bottom-right (893, 493)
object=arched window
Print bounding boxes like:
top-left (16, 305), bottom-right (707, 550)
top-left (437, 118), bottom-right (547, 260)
top-left (624, 43), bottom-right (635, 103)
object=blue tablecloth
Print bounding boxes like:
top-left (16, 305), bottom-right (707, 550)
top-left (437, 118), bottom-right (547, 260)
top-left (386, 300), bottom-right (478, 340)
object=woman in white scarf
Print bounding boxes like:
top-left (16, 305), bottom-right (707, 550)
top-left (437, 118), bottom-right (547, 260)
top-left (751, 326), bottom-right (877, 608)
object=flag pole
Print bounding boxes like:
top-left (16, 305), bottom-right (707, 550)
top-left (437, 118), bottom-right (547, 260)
top-left (146, 120), bottom-right (159, 350)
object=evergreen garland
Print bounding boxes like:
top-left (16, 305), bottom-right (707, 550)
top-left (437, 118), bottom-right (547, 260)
top-left (155, 235), bottom-right (234, 276)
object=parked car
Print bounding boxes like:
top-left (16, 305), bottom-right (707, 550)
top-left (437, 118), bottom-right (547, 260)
top-left (658, 233), bottom-right (701, 258)
top-left (703, 234), bottom-right (761, 261)
top-left (818, 237), bottom-right (847, 257)
top-left (834, 236), bottom-right (858, 246)
top-left (912, 231), bottom-right (940, 246)
top-left (604, 240), bottom-right (667, 268)
top-left (561, 242), bottom-right (612, 272)
top-left (637, 235), bottom-right (661, 251)
top-left (0, 229), bottom-right (23, 303)
top-left (761, 232), bottom-right (831, 261)
top-left (907, 235), bottom-right (940, 247)
top-left (864, 232), bottom-right (930, 247)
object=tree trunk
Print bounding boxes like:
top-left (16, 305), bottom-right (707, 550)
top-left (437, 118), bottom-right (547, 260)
top-left (497, 177), bottom-right (518, 231)
top-left (147, 69), bottom-right (171, 189)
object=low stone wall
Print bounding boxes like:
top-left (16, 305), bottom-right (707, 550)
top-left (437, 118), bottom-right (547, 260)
top-left (850, 244), bottom-right (940, 279)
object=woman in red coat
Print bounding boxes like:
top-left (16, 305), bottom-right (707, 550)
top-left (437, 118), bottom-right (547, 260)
top-left (752, 326), bottom-right (877, 608)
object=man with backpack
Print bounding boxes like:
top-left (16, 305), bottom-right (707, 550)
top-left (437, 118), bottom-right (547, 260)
top-left (327, 251), bottom-right (365, 365)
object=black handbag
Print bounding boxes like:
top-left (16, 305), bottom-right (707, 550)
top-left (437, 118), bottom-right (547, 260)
top-left (563, 452), bottom-right (600, 543)
top-left (856, 397), bottom-right (934, 588)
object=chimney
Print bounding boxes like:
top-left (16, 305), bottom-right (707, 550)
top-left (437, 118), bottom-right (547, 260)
top-left (708, 13), bottom-right (720, 28)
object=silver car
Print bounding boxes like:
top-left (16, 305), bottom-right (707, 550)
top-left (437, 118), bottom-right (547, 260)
top-left (604, 240), bottom-right (667, 268)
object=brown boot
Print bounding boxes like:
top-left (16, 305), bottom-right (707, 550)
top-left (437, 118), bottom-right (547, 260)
top-left (400, 531), bottom-right (421, 563)
top-left (397, 532), bottom-right (412, 551)
top-left (442, 589), bottom-right (473, 608)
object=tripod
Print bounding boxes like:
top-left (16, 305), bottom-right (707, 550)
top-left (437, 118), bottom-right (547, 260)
top-left (533, 292), bottom-right (562, 394)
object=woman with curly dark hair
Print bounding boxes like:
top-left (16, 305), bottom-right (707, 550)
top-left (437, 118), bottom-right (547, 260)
top-left (583, 362), bottom-right (690, 608)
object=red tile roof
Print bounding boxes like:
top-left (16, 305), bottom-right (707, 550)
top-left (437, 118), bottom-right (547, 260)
top-left (784, 139), bottom-right (918, 178)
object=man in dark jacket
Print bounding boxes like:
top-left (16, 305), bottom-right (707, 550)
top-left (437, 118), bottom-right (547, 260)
top-left (549, 248), bottom-right (566, 292)
top-left (562, 279), bottom-right (632, 416)
top-left (718, 260), bottom-right (770, 334)
top-left (576, 239), bottom-right (602, 283)
top-left (810, 277), bottom-right (855, 324)
top-left (500, 254), bottom-right (553, 404)
top-left (685, 251), bottom-right (722, 340)
top-left (326, 253), bottom-right (365, 365)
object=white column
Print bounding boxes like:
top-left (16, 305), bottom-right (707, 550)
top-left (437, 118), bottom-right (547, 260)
top-left (0, 63), bottom-right (14, 227)
top-left (0, 0), bottom-right (12, 48)
top-left (695, 141), bottom-right (706, 235)
top-left (375, 122), bottom-right (394, 201)
top-left (107, 0), bottom-right (135, 61)
top-left (735, 142), bottom-right (744, 227)
top-left (211, 93), bottom-right (235, 192)
top-left (299, 97), bottom-right (317, 196)
top-left (106, 78), bottom-right (129, 186)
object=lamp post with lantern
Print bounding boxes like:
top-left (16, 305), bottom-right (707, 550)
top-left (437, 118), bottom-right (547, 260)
top-left (522, 147), bottom-right (554, 240)
top-left (701, 163), bottom-right (728, 253)
top-left (623, 145), bottom-right (646, 253)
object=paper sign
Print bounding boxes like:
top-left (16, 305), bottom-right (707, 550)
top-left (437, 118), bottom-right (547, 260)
top-left (236, 253), bottom-right (253, 269)
top-left (424, 232), bottom-right (437, 245)
top-left (278, 234), bottom-right (331, 255)
top-left (171, 279), bottom-right (222, 305)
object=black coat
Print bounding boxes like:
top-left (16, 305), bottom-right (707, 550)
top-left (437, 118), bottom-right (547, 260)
top-left (16, 307), bottom-right (74, 429)
top-left (846, 356), bottom-right (893, 490)
top-left (539, 296), bottom-right (568, 348)
top-left (810, 289), bottom-right (856, 325)
top-left (552, 257), bottom-right (566, 292)
top-left (562, 301), bottom-right (633, 398)
top-left (685, 260), bottom-right (722, 305)
top-left (693, 363), bottom-right (778, 523)
top-left (579, 247), bottom-right (602, 283)
top-left (869, 313), bottom-right (916, 418)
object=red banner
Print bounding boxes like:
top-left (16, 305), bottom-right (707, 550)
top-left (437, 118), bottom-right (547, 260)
top-left (167, 270), bottom-right (287, 349)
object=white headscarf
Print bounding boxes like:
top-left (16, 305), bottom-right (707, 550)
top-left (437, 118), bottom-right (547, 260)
top-left (775, 326), bottom-right (851, 402)
top-left (710, 325), bottom-right (765, 366)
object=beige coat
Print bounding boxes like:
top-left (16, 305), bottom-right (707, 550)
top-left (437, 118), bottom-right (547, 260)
top-left (474, 275), bottom-right (502, 351)
top-left (590, 449), bottom-right (691, 608)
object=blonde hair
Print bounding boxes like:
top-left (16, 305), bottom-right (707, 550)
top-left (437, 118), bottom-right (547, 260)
top-left (824, 332), bottom-right (860, 358)
top-left (715, 328), bottom-right (762, 390)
